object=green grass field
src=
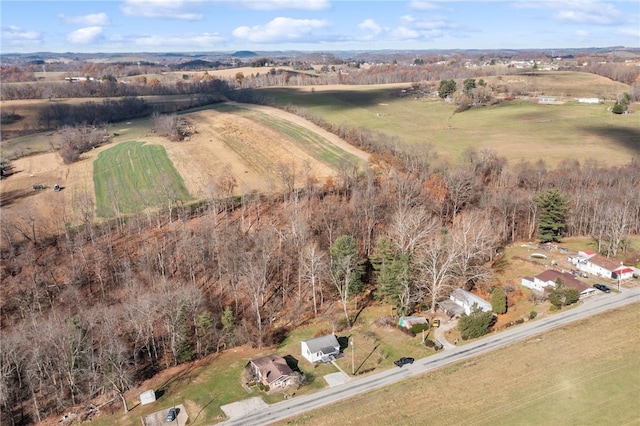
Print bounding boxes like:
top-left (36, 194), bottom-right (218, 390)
top-left (257, 72), bottom-right (639, 165)
top-left (93, 141), bottom-right (190, 217)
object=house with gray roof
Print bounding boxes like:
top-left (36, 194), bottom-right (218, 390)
top-left (449, 288), bottom-right (492, 316)
top-left (301, 334), bottom-right (340, 363)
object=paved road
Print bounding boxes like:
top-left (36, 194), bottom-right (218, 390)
top-left (220, 288), bottom-right (640, 426)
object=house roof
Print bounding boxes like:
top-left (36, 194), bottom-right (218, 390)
top-left (302, 334), bottom-right (340, 354)
top-left (588, 254), bottom-right (622, 272)
top-left (451, 288), bottom-right (491, 309)
top-left (250, 354), bottom-right (294, 385)
top-left (613, 266), bottom-right (633, 274)
top-left (535, 270), bottom-right (589, 293)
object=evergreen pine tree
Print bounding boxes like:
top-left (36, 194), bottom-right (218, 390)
top-left (535, 188), bottom-right (570, 243)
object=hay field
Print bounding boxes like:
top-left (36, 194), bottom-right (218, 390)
top-left (258, 72), bottom-right (639, 166)
top-left (0, 103), bottom-right (368, 234)
top-left (279, 302), bottom-right (640, 426)
top-left (93, 141), bottom-right (190, 217)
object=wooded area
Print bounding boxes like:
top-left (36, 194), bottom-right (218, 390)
top-left (2, 137), bottom-right (639, 423)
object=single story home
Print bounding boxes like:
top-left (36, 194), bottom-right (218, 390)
top-left (569, 251), bottom-right (633, 280)
top-left (248, 354), bottom-right (294, 389)
top-left (398, 316), bottom-right (429, 329)
top-left (521, 270), bottom-right (596, 298)
top-left (301, 334), bottom-right (341, 364)
top-left (449, 289), bottom-right (492, 315)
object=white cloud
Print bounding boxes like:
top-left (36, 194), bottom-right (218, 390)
top-left (357, 19), bottom-right (384, 41)
top-left (131, 32), bottom-right (225, 48)
top-left (67, 26), bottom-right (105, 44)
top-left (574, 29), bottom-right (589, 38)
top-left (618, 27), bottom-right (640, 38)
top-left (58, 13), bottom-right (110, 26)
top-left (232, 17), bottom-right (329, 43)
top-left (400, 14), bottom-right (447, 30)
top-left (120, 0), bottom-right (203, 20)
top-left (390, 26), bottom-right (420, 40)
top-left (233, 0), bottom-right (331, 10)
top-left (409, 1), bottom-right (441, 10)
top-left (1, 25), bottom-right (41, 46)
top-left (358, 19), bottom-right (382, 35)
top-left (516, 1), bottom-right (623, 25)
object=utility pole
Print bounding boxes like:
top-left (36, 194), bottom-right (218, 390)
top-left (618, 262), bottom-right (622, 291)
top-left (351, 337), bottom-right (355, 375)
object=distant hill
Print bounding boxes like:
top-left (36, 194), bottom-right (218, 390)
top-left (232, 51), bottom-right (257, 58)
top-left (170, 59), bottom-right (221, 70)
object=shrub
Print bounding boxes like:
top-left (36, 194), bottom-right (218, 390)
top-left (490, 288), bottom-right (508, 314)
top-left (548, 281), bottom-right (580, 308)
top-left (410, 323), bottom-right (430, 334)
top-left (529, 311), bottom-right (538, 319)
top-left (458, 307), bottom-right (495, 340)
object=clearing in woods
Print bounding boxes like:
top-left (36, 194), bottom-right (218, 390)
top-left (0, 102), bottom-right (369, 234)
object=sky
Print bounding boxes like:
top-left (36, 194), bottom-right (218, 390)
top-left (1, 0), bottom-right (639, 54)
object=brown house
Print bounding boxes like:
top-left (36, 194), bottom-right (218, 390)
top-left (248, 354), bottom-right (294, 389)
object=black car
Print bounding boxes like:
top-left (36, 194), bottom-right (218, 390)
top-left (593, 283), bottom-right (611, 293)
top-left (394, 357), bottom-right (414, 367)
top-left (166, 407), bottom-right (177, 422)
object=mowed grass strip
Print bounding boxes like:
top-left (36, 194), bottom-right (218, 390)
top-left (248, 111), bottom-right (363, 165)
top-left (93, 141), bottom-right (190, 217)
top-left (212, 103), bottom-right (364, 167)
top-left (278, 303), bottom-right (640, 426)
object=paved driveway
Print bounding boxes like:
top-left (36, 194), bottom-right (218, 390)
top-left (141, 403), bottom-right (187, 426)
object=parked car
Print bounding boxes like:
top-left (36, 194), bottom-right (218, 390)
top-left (394, 357), bottom-right (414, 367)
top-left (166, 407), bottom-right (177, 422)
top-left (432, 319), bottom-right (441, 328)
top-left (593, 284), bottom-right (611, 293)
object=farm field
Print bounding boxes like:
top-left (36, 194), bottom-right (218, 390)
top-left (257, 72), bottom-right (639, 165)
top-left (278, 302), bottom-right (640, 426)
top-left (93, 141), bottom-right (190, 217)
top-left (0, 102), bottom-right (369, 234)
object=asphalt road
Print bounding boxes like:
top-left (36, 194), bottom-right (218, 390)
top-left (220, 287), bottom-right (640, 426)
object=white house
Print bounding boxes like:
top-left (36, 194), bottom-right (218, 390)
top-left (569, 251), bottom-right (633, 280)
top-left (301, 334), bottom-right (341, 364)
top-left (578, 97), bottom-right (599, 104)
top-left (521, 270), bottom-right (596, 298)
top-left (449, 289), bottom-right (492, 315)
